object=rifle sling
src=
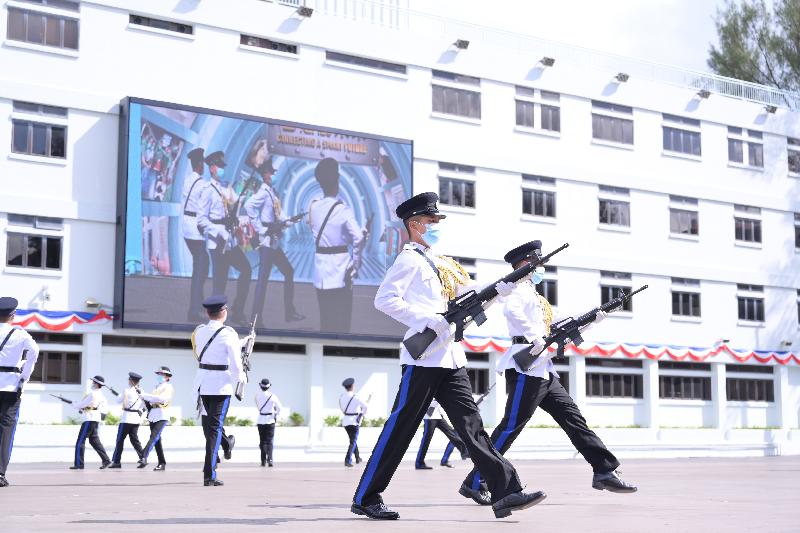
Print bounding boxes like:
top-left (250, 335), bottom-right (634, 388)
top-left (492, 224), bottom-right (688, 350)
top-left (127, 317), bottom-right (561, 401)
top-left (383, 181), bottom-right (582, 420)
top-left (315, 200), bottom-right (343, 252)
top-left (412, 248), bottom-right (441, 284)
top-left (259, 394), bottom-right (274, 416)
top-left (197, 327), bottom-right (227, 363)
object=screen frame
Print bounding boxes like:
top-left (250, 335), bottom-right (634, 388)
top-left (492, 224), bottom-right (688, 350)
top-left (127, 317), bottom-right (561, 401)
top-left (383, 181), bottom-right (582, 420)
top-left (114, 96), bottom-right (414, 342)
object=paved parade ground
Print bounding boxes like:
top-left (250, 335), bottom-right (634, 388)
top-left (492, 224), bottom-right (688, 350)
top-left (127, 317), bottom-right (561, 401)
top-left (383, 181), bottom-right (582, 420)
top-left (0, 456), bottom-right (797, 532)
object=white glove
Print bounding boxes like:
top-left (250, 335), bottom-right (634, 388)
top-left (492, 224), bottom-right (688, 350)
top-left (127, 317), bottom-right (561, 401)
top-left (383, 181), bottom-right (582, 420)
top-left (495, 281), bottom-right (515, 297)
top-left (594, 310), bottom-right (608, 324)
top-left (426, 314), bottom-right (451, 337)
top-left (530, 336), bottom-right (547, 355)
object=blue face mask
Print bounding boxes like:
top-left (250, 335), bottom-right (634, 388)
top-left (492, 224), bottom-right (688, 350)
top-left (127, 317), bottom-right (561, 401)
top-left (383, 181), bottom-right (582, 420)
top-left (423, 224), bottom-right (441, 247)
top-left (531, 267), bottom-right (545, 285)
top-left (157, 375), bottom-right (165, 384)
top-left (216, 167), bottom-right (226, 181)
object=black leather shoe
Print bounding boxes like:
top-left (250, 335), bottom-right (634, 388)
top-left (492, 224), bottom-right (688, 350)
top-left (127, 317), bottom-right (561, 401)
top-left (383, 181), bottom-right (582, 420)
top-left (285, 311), bottom-right (305, 322)
top-left (592, 470), bottom-right (637, 493)
top-left (108, 463), bottom-right (122, 469)
top-left (492, 490), bottom-right (547, 518)
top-left (69, 465), bottom-right (84, 470)
top-left (345, 462), bottom-right (354, 468)
top-left (415, 463), bottom-right (433, 470)
top-left (204, 478), bottom-right (224, 486)
top-left (355, 457), bottom-right (362, 464)
top-left (261, 460), bottom-right (266, 467)
top-left (351, 502), bottom-right (399, 520)
top-left (441, 462), bottom-right (454, 468)
top-left (459, 483), bottom-right (492, 506)
top-left (225, 434), bottom-right (235, 460)
top-left (136, 460), bottom-right (147, 469)
top-left (153, 463), bottom-right (166, 471)
top-left (99, 461), bottom-right (111, 470)
top-left (267, 460), bottom-right (273, 467)
top-left (0, 474), bottom-right (9, 487)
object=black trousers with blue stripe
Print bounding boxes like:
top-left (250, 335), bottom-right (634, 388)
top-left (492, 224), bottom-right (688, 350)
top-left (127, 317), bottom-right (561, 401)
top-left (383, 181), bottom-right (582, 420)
top-left (344, 425), bottom-right (361, 465)
top-left (415, 418), bottom-right (467, 466)
top-left (111, 423), bottom-right (144, 464)
top-left (464, 369), bottom-right (620, 492)
top-left (142, 420), bottom-right (167, 464)
top-left (74, 421), bottom-right (110, 467)
top-left (354, 366), bottom-right (522, 506)
top-left (0, 391), bottom-right (22, 475)
top-left (201, 395), bottom-right (230, 480)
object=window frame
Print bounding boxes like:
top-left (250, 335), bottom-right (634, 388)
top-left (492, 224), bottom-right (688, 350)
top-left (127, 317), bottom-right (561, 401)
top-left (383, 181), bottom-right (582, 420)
top-left (431, 70), bottom-right (482, 120)
top-left (6, 4), bottom-right (80, 51)
top-left (514, 86), bottom-right (561, 134)
top-left (733, 204), bottom-right (762, 245)
top-left (598, 186), bottom-right (631, 228)
top-left (28, 350), bottom-right (81, 384)
top-left (661, 114), bottom-right (702, 157)
top-left (788, 137), bottom-right (800, 176)
top-left (591, 101), bottom-right (634, 145)
top-left (727, 126), bottom-right (764, 169)
top-left (736, 284), bottom-right (765, 323)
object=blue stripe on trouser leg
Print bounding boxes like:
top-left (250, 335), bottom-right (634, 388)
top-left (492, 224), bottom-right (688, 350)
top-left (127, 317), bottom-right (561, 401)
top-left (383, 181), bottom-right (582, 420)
top-left (470, 372), bottom-right (526, 491)
top-left (7, 405), bottom-right (20, 468)
top-left (441, 442), bottom-right (454, 464)
top-left (112, 424), bottom-right (124, 463)
top-left (74, 422), bottom-right (89, 466)
top-left (415, 420), bottom-right (431, 467)
top-left (354, 366), bottom-right (414, 505)
top-left (143, 422), bottom-right (165, 460)
top-left (210, 397), bottom-right (230, 480)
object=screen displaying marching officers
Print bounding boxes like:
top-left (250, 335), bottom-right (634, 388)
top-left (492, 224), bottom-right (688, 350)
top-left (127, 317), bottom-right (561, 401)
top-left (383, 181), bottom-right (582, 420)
top-left (0, 189), bottom-right (647, 521)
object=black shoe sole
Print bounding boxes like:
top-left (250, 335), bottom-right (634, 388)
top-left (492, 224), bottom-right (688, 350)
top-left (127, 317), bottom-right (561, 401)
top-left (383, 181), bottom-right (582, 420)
top-left (350, 504), bottom-right (399, 520)
top-left (493, 492), bottom-right (547, 518)
top-left (592, 482), bottom-right (638, 493)
top-left (458, 485), bottom-right (492, 506)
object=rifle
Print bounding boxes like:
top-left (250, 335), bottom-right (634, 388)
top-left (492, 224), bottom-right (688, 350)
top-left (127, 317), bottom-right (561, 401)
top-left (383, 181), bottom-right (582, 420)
top-left (356, 393), bottom-right (372, 425)
top-left (263, 212), bottom-right (308, 239)
top-left (513, 285), bottom-right (649, 371)
top-left (235, 314), bottom-right (256, 401)
top-left (50, 393), bottom-right (73, 404)
top-left (475, 382), bottom-right (496, 406)
top-left (403, 243), bottom-right (569, 360)
top-left (103, 384), bottom-right (119, 397)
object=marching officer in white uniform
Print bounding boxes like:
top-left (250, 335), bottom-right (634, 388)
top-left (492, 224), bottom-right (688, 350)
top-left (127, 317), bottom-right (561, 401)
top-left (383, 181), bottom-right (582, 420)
top-left (0, 297), bottom-right (40, 487)
top-left (192, 294), bottom-right (247, 486)
top-left (351, 192), bottom-right (545, 521)
top-left (415, 399), bottom-right (468, 469)
top-left (339, 377), bottom-right (367, 467)
top-left (138, 366), bottom-right (174, 471)
top-left (109, 371), bottom-right (145, 468)
top-left (182, 147), bottom-right (209, 322)
top-left (255, 378), bottom-right (282, 467)
top-left (462, 241), bottom-right (636, 503)
top-left (70, 375), bottom-right (111, 470)
top-left (307, 157), bottom-right (364, 333)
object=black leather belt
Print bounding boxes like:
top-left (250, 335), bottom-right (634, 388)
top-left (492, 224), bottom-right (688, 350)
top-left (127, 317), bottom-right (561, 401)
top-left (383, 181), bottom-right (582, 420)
top-left (0, 366), bottom-right (21, 373)
top-left (123, 408), bottom-right (142, 413)
top-left (184, 210), bottom-right (197, 216)
top-left (199, 363), bottom-right (229, 371)
top-left (316, 245), bottom-right (349, 254)
top-left (210, 218), bottom-right (226, 225)
top-left (512, 336), bottom-right (529, 344)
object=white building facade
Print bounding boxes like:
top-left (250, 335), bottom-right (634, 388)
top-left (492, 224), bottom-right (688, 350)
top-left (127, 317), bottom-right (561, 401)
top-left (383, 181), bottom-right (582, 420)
top-left (1, 0), bottom-right (799, 456)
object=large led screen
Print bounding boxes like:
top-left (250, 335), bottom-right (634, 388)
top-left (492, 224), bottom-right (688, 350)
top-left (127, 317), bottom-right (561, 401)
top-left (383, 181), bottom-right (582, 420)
top-left (116, 98), bottom-right (412, 339)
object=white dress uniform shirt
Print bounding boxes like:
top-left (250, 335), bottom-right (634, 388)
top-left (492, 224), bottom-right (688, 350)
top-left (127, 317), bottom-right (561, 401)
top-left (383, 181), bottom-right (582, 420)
top-left (308, 196), bottom-right (364, 290)
top-left (424, 399), bottom-right (444, 420)
top-left (140, 382), bottom-right (174, 423)
top-left (192, 321), bottom-right (246, 396)
top-left (255, 390), bottom-right (282, 425)
top-left (496, 281), bottom-right (560, 379)
top-left (375, 242), bottom-right (482, 369)
top-left (244, 182), bottom-right (282, 249)
top-left (197, 179), bottom-right (230, 251)
top-left (181, 170), bottom-right (206, 241)
top-left (339, 391), bottom-right (368, 427)
top-left (116, 386), bottom-right (144, 425)
top-left (74, 389), bottom-right (105, 423)
top-left (0, 324), bottom-right (39, 392)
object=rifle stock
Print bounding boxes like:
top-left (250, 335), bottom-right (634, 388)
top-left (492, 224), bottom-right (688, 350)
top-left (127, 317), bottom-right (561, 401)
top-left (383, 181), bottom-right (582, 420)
top-left (235, 314), bottom-right (256, 401)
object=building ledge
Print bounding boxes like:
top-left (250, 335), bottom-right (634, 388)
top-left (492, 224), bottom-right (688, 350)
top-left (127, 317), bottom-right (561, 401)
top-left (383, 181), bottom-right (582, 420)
top-left (513, 126), bottom-right (561, 139)
top-left (430, 112), bottom-right (481, 126)
top-left (521, 214), bottom-right (557, 225)
top-left (661, 150), bottom-right (702, 163)
top-left (669, 233), bottom-right (699, 242)
top-left (8, 152), bottom-right (68, 166)
top-left (323, 58), bottom-right (408, 81)
top-left (3, 266), bottom-right (63, 278)
top-left (3, 39), bottom-right (79, 58)
top-left (126, 23), bottom-right (196, 42)
top-left (591, 138), bottom-right (634, 151)
top-left (238, 43), bottom-right (300, 61)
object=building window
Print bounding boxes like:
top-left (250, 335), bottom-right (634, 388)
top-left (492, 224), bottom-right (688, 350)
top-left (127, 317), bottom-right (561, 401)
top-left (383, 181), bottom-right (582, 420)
top-left (727, 363), bottom-right (774, 375)
top-left (467, 368), bottom-right (490, 395)
top-left (129, 14), bottom-right (193, 35)
top-left (11, 101), bottom-right (68, 159)
top-left (600, 271), bottom-right (632, 312)
top-left (598, 186), bottom-right (630, 227)
top-left (668, 195), bottom-right (699, 236)
top-left (240, 34), bottom-right (297, 54)
top-left (794, 213), bottom-right (800, 249)
top-left (591, 100), bottom-right (633, 145)
top-left (659, 376), bottom-right (712, 400)
top-left (452, 256), bottom-right (477, 280)
top-left (726, 378), bottom-right (774, 402)
top-left (29, 351), bottom-right (81, 384)
top-left (671, 277), bottom-right (701, 317)
top-left (521, 176), bottom-right (556, 218)
top-left (727, 127), bottom-right (763, 168)
top-left (432, 70), bottom-right (481, 119)
top-left (514, 87), bottom-right (561, 132)
top-left (734, 204), bottom-right (762, 243)
top-left (662, 114), bottom-right (701, 156)
top-left (325, 51), bottom-right (406, 74)
top-left (536, 266), bottom-right (558, 306)
top-left (6, 3), bottom-right (80, 51)
top-left (586, 373), bottom-right (643, 398)
top-left (737, 284), bottom-right (764, 322)
top-left (321, 346), bottom-right (398, 358)
top-left (438, 162), bottom-right (475, 208)
top-left (788, 138), bottom-right (800, 175)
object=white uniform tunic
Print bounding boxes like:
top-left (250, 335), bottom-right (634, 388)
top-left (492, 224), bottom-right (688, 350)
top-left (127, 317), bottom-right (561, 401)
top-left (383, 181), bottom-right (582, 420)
top-left (375, 242), bottom-right (479, 369)
top-left (140, 382), bottom-right (174, 423)
top-left (74, 389), bottom-right (105, 423)
top-left (339, 391), bottom-right (368, 427)
top-left (244, 182), bottom-right (282, 249)
top-left (308, 196), bottom-right (364, 290)
top-left (116, 385), bottom-right (145, 425)
top-left (0, 324), bottom-right (39, 392)
top-left (255, 390), bottom-right (282, 425)
top-left (191, 321), bottom-right (246, 396)
top-left (181, 170), bottom-right (206, 241)
top-left (424, 399), bottom-right (444, 420)
top-left (197, 179), bottom-right (231, 251)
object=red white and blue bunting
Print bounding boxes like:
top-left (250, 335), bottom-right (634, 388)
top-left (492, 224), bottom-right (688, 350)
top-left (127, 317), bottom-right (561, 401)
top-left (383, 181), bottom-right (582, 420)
top-left (12, 309), bottom-right (113, 331)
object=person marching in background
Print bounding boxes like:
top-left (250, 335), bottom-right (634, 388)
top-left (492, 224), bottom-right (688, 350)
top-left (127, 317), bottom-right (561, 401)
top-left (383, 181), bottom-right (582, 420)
top-left (182, 147), bottom-right (209, 322)
top-left (414, 399), bottom-right (469, 470)
top-left (109, 371), bottom-right (145, 468)
top-left (339, 377), bottom-right (368, 468)
top-left (70, 375), bottom-right (111, 470)
top-left (255, 378), bottom-right (281, 467)
top-left (0, 297), bottom-right (40, 487)
top-left (138, 367), bottom-right (174, 471)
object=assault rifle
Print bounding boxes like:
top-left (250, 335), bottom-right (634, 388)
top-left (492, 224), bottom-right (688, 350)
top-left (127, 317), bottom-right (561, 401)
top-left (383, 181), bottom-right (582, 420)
top-left (403, 243), bottom-right (569, 360)
top-left (103, 384), bottom-right (119, 397)
top-left (356, 393), bottom-right (372, 425)
top-left (263, 212), bottom-right (308, 238)
top-left (236, 315), bottom-right (256, 401)
top-left (512, 285), bottom-right (649, 371)
top-left (50, 393), bottom-right (73, 404)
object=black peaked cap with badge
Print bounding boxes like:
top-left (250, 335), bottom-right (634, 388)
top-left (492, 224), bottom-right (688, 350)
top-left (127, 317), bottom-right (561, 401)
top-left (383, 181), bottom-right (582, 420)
top-left (128, 372), bottom-right (142, 382)
top-left (204, 150), bottom-right (226, 168)
top-left (342, 377), bottom-right (355, 388)
top-left (395, 192), bottom-right (447, 221)
top-left (187, 147), bottom-right (205, 166)
top-left (202, 295), bottom-right (227, 313)
top-left (503, 240), bottom-right (543, 265)
top-left (0, 297), bottom-right (18, 315)
top-left (260, 378), bottom-right (271, 389)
